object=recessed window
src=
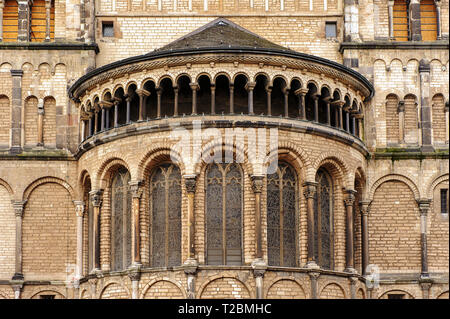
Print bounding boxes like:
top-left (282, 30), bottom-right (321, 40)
top-left (40, 295), bottom-right (55, 299)
top-left (441, 188), bottom-right (449, 215)
top-left (325, 22), bottom-right (337, 38)
top-left (102, 22), bottom-right (114, 37)
top-left (388, 294), bottom-right (405, 299)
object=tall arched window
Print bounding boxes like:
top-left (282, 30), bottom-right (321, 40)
top-left (267, 162), bottom-right (298, 267)
top-left (393, 0), bottom-right (409, 41)
top-left (2, 0), bottom-right (18, 42)
top-left (30, 0), bottom-right (54, 42)
top-left (149, 163), bottom-right (182, 267)
top-left (420, 0), bottom-right (437, 41)
top-left (314, 168), bottom-right (334, 269)
top-left (206, 162), bottom-right (243, 265)
top-left (111, 167), bottom-right (132, 271)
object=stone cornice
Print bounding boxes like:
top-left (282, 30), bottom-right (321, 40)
top-left (339, 40), bottom-right (449, 53)
top-left (0, 42), bottom-right (99, 52)
top-left (68, 49), bottom-right (374, 101)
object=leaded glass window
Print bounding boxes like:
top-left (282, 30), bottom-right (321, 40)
top-left (111, 167), bottom-right (132, 271)
top-left (314, 169), bottom-right (334, 269)
top-left (206, 162), bottom-right (243, 265)
top-left (267, 162), bottom-right (298, 267)
top-left (149, 163), bottom-right (182, 267)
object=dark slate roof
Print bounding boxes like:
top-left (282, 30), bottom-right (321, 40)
top-left (154, 18), bottom-right (288, 52)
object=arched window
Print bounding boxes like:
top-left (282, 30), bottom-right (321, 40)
top-left (2, 0), bottom-right (18, 42)
top-left (149, 163), bottom-right (182, 267)
top-left (393, 0), bottom-right (409, 41)
top-left (206, 162), bottom-right (243, 265)
top-left (30, 0), bottom-right (54, 42)
top-left (267, 162), bottom-right (298, 267)
top-left (111, 167), bottom-right (132, 271)
top-left (420, 0), bottom-right (437, 41)
top-left (314, 168), bottom-right (334, 269)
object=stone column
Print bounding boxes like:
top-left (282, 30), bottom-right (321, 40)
top-left (184, 175), bottom-right (197, 260)
top-left (333, 100), bottom-right (345, 129)
top-left (282, 87), bottom-right (289, 117)
top-left (17, 1), bottom-right (31, 42)
top-left (251, 176), bottom-right (264, 259)
top-left (88, 113), bottom-right (93, 137)
top-left (436, 0), bottom-right (442, 40)
top-left (359, 200), bottom-right (371, 275)
top-left (136, 89), bottom-right (150, 121)
top-left (93, 104), bottom-right (99, 134)
top-left (129, 181), bottom-right (143, 266)
top-left (409, 0), bottom-right (422, 41)
top-left (344, 190), bottom-right (356, 273)
top-left (445, 101), bottom-right (449, 143)
top-left (128, 268), bottom-right (141, 299)
top-left (418, 199), bottom-right (431, 279)
top-left (397, 100), bottom-right (405, 144)
top-left (44, 0), bottom-right (51, 41)
top-left (308, 272), bottom-right (320, 299)
top-left (12, 284), bottom-right (23, 299)
top-left (419, 59), bottom-right (434, 151)
top-left (303, 182), bottom-right (319, 268)
top-left (344, 106), bottom-right (350, 132)
top-left (350, 276), bottom-right (358, 299)
top-left (37, 100), bottom-right (44, 146)
top-left (125, 96), bottom-right (131, 124)
top-left (10, 70), bottom-right (23, 153)
top-left (90, 190), bottom-right (103, 272)
top-left (88, 278), bottom-right (97, 299)
top-left (312, 94), bottom-right (319, 123)
top-left (355, 113), bottom-right (364, 139)
top-left (12, 201), bottom-right (27, 281)
top-left (156, 88), bottom-right (162, 118)
top-left (113, 98), bottom-right (121, 128)
top-left (420, 282), bottom-right (432, 299)
top-left (388, 0), bottom-right (395, 40)
top-left (183, 261), bottom-right (198, 299)
top-left (323, 96), bottom-right (331, 126)
top-left (74, 201), bottom-right (85, 280)
top-left (295, 88), bottom-right (308, 120)
top-left (173, 86), bottom-right (179, 116)
top-left (100, 107), bottom-right (105, 131)
top-left (210, 84), bottom-right (216, 115)
top-left (266, 86), bottom-right (272, 116)
top-left (0, 1), bottom-right (4, 42)
top-left (246, 81), bottom-right (256, 115)
top-left (252, 260), bottom-right (267, 299)
top-left (190, 83), bottom-right (199, 115)
top-left (344, 0), bottom-right (361, 42)
top-left (229, 84), bottom-right (234, 114)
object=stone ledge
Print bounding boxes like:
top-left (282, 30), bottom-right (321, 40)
top-left (339, 41), bottom-right (449, 53)
top-left (0, 42), bottom-right (99, 53)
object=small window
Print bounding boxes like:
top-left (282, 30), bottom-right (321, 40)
top-left (325, 22), bottom-right (337, 38)
top-left (40, 295), bottom-right (55, 299)
top-left (102, 22), bottom-right (114, 37)
top-left (388, 294), bottom-right (405, 299)
top-left (441, 189), bottom-right (449, 215)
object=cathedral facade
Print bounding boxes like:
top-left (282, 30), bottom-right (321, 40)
top-left (0, 0), bottom-right (448, 299)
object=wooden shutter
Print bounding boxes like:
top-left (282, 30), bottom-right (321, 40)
top-left (31, 0), bottom-right (55, 42)
top-left (2, 0), bottom-right (18, 42)
top-left (393, 0), bottom-right (409, 41)
top-left (420, 0), bottom-right (437, 41)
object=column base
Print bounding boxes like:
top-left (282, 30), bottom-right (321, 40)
top-left (12, 273), bottom-right (24, 281)
top-left (344, 267), bottom-right (358, 274)
top-left (305, 261), bottom-right (320, 270)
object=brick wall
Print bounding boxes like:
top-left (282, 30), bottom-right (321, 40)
top-left (22, 182), bottom-right (76, 280)
top-left (319, 283), bottom-right (345, 299)
top-left (99, 283), bottom-right (129, 299)
top-left (0, 96), bottom-right (10, 147)
top-left (369, 180), bottom-right (421, 273)
top-left (200, 277), bottom-right (251, 299)
top-left (142, 280), bottom-right (184, 298)
top-left (266, 279), bottom-right (306, 298)
top-left (0, 185), bottom-right (14, 280)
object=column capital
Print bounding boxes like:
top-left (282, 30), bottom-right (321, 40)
top-left (265, 85), bottom-right (273, 93)
top-left (127, 266), bottom-right (142, 282)
top-left (245, 81), bottom-right (256, 91)
top-left (303, 181), bottom-right (318, 199)
top-left (294, 88), bottom-right (308, 96)
top-left (251, 258), bottom-right (267, 278)
top-left (136, 88), bottom-right (150, 97)
top-left (189, 82), bottom-right (199, 91)
top-left (331, 100), bottom-right (345, 107)
top-left (322, 96), bottom-right (332, 103)
top-left (129, 180), bottom-right (144, 199)
top-left (308, 271), bottom-right (321, 280)
top-left (281, 87), bottom-right (290, 95)
top-left (99, 100), bottom-right (113, 109)
top-left (344, 189), bottom-right (357, 206)
top-left (89, 190), bottom-right (103, 207)
top-left (359, 200), bottom-right (372, 216)
top-left (12, 200), bottom-right (27, 217)
top-left (251, 175), bottom-right (264, 193)
top-left (417, 199), bottom-right (432, 215)
top-left (397, 100), bottom-right (405, 113)
top-left (387, 0), bottom-right (394, 5)
top-left (73, 200), bottom-right (85, 217)
top-left (184, 175), bottom-right (197, 194)
top-left (311, 93), bottom-right (320, 101)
